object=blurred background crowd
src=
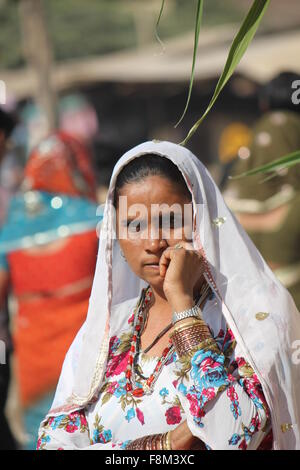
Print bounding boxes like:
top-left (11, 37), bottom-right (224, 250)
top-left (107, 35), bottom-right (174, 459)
top-left (0, 0), bottom-right (299, 450)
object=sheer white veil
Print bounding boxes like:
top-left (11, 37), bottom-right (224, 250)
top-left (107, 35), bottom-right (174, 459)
top-left (47, 141), bottom-right (300, 450)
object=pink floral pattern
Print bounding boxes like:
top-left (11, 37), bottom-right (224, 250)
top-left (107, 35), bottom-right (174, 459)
top-left (165, 406), bottom-right (182, 425)
top-left (44, 410), bottom-right (88, 434)
top-left (37, 294), bottom-right (271, 450)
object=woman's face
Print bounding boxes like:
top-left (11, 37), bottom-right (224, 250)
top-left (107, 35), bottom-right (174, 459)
top-left (116, 175), bottom-right (193, 290)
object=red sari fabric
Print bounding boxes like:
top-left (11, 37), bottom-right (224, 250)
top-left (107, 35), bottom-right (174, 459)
top-left (8, 230), bottom-right (98, 407)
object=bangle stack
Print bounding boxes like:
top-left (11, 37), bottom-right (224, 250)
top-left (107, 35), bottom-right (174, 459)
top-left (125, 431), bottom-right (172, 450)
top-left (170, 317), bottom-right (213, 358)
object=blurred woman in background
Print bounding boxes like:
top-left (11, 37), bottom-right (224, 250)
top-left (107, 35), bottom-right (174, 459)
top-left (224, 72), bottom-right (300, 310)
top-left (0, 106), bottom-right (19, 450)
top-left (0, 131), bottom-right (101, 449)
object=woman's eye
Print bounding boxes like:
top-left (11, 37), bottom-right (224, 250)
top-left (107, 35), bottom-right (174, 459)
top-left (127, 221), bottom-right (142, 233)
top-left (168, 214), bottom-right (182, 229)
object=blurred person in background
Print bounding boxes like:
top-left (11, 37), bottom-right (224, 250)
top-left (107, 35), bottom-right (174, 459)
top-left (0, 108), bottom-right (15, 165)
top-left (223, 71), bottom-right (300, 310)
top-left (0, 107), bottom-right (18, 450)
top-left (58, 93), bottom-right (99, 148)
top-left (0, 131), bottom-right (101, 449)
top-left (218, 122), bottom-right (252, 190)
top-left (0, 107), bottom-right (22, 225)
top-left (21, 93), bottom-right (99, 156)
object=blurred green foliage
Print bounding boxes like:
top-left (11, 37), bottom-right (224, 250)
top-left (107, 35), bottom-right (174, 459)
top-left (0, 0), bottom-right (22, 68)
top-left (0, 0), bottom-right (242, 69)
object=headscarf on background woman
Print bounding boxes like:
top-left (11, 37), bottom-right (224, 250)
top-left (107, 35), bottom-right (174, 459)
top-left (0, 131), bottom-right (99, 260)
top-left (39, 141), bottom-right (299, 450)
top-left (223, 110), bottom-right (300, 309)
top-left (0, 131), bottom-right (101, 448)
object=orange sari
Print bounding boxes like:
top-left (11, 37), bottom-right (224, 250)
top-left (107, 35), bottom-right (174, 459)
top-left (8, 230), bottom-right (97, 407)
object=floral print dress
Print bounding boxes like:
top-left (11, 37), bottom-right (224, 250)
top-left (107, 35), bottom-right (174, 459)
top-left (37, 291), bottom-right (272, 450)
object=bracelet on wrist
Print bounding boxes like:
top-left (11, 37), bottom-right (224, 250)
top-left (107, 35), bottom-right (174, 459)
top-left (170, 320), bottom-right (214, 358)
top-left (172, 318), bottom-right (205, 334)
top-left (125, 432), bottom-right (171, 450)
top-left (172, 318), bottom-right (210, 336)
top-left (172, 305), bottom-right (202, 325)
top-left (163, 431), bottom-right (172, 450)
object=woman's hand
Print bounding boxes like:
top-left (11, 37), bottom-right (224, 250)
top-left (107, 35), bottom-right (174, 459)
top-left (170, 420), bottom-right (206, 450)
top-left (159, 241), bottom-right (204, 312)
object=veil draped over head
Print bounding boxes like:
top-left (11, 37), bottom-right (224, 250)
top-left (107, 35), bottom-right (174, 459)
top-left (46, 141), bottom-right (300, 450)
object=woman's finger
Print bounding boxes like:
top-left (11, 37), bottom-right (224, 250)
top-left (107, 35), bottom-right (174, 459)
top-left (159, 242), bottom-right (199, 278)
top-left (159, 243), bottom-right (188, 277)
top-left (159, 247), bottom-right (173, 277)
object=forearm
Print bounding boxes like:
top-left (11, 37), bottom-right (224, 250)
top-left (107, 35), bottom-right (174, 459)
top-left (172, 334), bottom-right (269, 449)
top-left (125, 432), bottom-right (171, 451)
top-left (125, 423), bottom-right (205, 451)
top-left (182, 382), bottom-right (269, 450)
top-left (169, 302), bottom-right (270, 450)
top-left (170, 421), bottom-right (206, 450)
top-left (37, 410), bottom-right (123, 450)
top-left (38, 432), bottom-right (126, 450)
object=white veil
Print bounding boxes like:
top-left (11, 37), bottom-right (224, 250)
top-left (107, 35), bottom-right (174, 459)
top-left (47, 141), bottom-right (300, 450)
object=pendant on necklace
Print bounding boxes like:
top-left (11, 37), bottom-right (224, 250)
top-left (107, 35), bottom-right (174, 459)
top-left (143, 384), bottom-right (152, 395)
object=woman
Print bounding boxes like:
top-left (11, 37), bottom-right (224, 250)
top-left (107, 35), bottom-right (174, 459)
top-left (37, 141), bottom-right (299, 450)
top-left (0, 131), bottom-right (101, 448)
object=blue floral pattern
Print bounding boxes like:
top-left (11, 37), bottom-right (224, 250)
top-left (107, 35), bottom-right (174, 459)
top-left (37, 295), bottom-right (271, 450)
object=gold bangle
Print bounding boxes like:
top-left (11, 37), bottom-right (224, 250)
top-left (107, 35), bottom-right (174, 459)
top-left (172, 324), bottom-right (202, 335)
top-left (172, 322), bottom-right (205, 335)
top-left (174, 317), bottom-right (204, 327)
top-left (172, 326), bottom-right (210, 338)
top-left (162, 433), bottom-right (167, 450)
top-left (173, 320), bottom-right (210, 334)
top-left (171, 323), bottom-right (211, 341)
top-left (147, 436), bottom-right (153, 451)
top-left (154, 435), bottom-right (158, 451)
top-left (159, 433), bottom-right (164, 451)
top-left (172, 317), bottom-right (202, 328)
top-left (126, 434), bottom-right (165, 450)
top-left (172, 318), bottom-right (209, 333)
top-left (164, 431), bottom-right (172, 450)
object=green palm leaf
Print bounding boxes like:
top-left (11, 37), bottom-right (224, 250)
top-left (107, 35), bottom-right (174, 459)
top-left (175, 0), bottom-right (204, 127)
top-left (155, 0), bottom-right (166, 51)
top-left (230, 150), bottom-right (300, 180)
top-left (180, 0), bottom-right (270, 146)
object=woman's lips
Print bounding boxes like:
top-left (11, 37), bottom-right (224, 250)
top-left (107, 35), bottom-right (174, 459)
top-left (144, 263), bottom-right (160, 270)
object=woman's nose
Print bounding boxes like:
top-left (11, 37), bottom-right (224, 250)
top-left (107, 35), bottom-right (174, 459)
top-left (144, 237), bottom-right (168, 252)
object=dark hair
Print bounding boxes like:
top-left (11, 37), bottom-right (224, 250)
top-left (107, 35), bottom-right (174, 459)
top-left (259, 71), bottom-right (300, 113)
top-left (114, 153), bottom-right (191, 207)
top-left (0, 107), bottom-right (17, 138)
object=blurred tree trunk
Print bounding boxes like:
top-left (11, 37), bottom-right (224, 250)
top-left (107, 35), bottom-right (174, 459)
top-left (18, 0), bottom-right (57, 131)
top-left (124, 0), bottom-right (174, 48)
